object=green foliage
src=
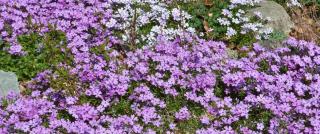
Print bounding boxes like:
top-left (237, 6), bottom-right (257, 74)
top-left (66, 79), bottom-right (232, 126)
top-left (157, 86), bottom-right (204, 133)
top-left (160, 99), bottom-right (203, 133)
top-left (0, 33), bottom-right (47, 81)
top-left (105, 98), bottom-right (133, 116)
top-left (148, 60), bottom-right (158, 75)
top-left (230, 89), bottom-right (247, 102)
top-left (214, 74), bottom-right (247, 102)
top-left (214, 75), bottom-right (227, 98)
top-left (180, 0), bottom-right (229, 39)
top-left (57, 109), bottom-right (76, 121)
top-left (49, 67), bottom-right (80, 95)
top-left (42, 30), bottom-right (72, 65)
top-left (104, 82), bottom-right (137, 116)
top-left (229, 32), bottom-right (257, 48)
top-left (179, 0), bottom-right (264, 48)
top-left (232, 107), bottom-right (273, 132)
top-left (90, 43), bottom-right (113, 63)
top-left (0, 30), bottom-right (71, 81)
top-left (79, 95), bottom-right (102, 107)
top-left (280, 65), bottom-right (289, 74)
top-left (272, 0), bottom-right (287, 6)
top-left (269, 30), bottom-right (288, 42)
top-left (258, 59), bottom-right (270, 73)
top-left (0, 38), bottom-right (3, 45)
top-left (41, 115), bottom-right (50, 128)
top-left (0, 98), bottom-right (9, 108)
top-left (176, 118), bottom-right (202, 133)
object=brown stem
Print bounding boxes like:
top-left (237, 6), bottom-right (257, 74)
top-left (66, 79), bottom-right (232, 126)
top-left (130, 6), bottom-right (137, 50)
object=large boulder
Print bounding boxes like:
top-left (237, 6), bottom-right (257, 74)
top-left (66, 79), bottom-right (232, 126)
top-left (0, 70), bottom-right (20, 97)
top-left (248, 0), bottom-right (295, 49)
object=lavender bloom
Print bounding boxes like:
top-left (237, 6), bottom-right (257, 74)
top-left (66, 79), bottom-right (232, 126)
top-left (175, 107), bottom-right (191, 120)
top-left (8, 45), bottom-right (22, 55)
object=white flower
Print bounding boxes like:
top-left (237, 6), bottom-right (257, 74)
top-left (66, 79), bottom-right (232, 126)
top-left (241, 17), bottom-right (250, 22)
top-left (172, 8), bottom-right (181, 21)
top-left (138, 15), bottom-right (149, 25)
top-left (255, 34), bottom-right (261, 40)
top-left (238, 9), bottom-right (245, 14)
top-left (217, 18), bottom-right (231, 26)
top-left (105, 18), bottom-right (117, 28)
top-left (226, 27), bottom-right (237, 37)
top-left (254, 11), bottom-right (263, 19)
top-left (117, 8), bottom-right (129, 19)
top-left (108, 0), bottom-right (193, 45)
top-left (230, 0), bottom-right (263, 6)
top-left (235, 13), bottom-right (242, 18)
top-left (287, 0), bottom-right (301, 7)
top-left (222, 9), bottom-right (232, 18)
top-left (260, 27), bottom-right (273, 35)
top-left (199, 32), bottom-right (204, 37)
top-left (257, 123), bottom-right (264, 130)
top-left (242, 23), bottom-right (262, 32)
top-left (186, 27), bottom-right (196, 33)
top-left (232, 18), bottom-right (241, 24)
top-left (259, 27), bottom-right (273, 39)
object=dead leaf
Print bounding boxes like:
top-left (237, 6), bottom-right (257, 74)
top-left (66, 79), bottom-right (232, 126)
top-left (203, 20), bottom-right (210, 32)
top-left (204, 0), bottom-right (213, 6)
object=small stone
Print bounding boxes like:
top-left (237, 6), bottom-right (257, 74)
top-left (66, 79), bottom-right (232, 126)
top-left (0, 70), bottom-right (20, 97)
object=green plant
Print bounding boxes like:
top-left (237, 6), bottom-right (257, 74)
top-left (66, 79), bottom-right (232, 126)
top-left (0, 30), bottom-right (72, 81)
top-left (105, 98), bottom-right (133, 116)
top-left (269, 30), bottom-right (288, 42)
top-left (49, 67), bottom-right (80, 96)
top-left (231, 107), bottom-right (274, 132)
top-left (180, 0), bottom-right (229, 40)
top-left (258, 59), bottom-right (270, 73)
top-left (179, 0), bottom-right (265, 48)
top-left (0, 33), bottom-right (48, 81)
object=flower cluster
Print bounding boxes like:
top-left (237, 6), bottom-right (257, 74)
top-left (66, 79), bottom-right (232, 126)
top-left (287, 0), bottom-right (302, 7)
top-left (1, 36), bottom-right (320, 133)
top-left (217, 0), bottom-right (273, 39)
top-left (175, 107), bottom-right (191, 120)
top-left (0, 0), bottom-right (112, 56)
top-left (1, 0), bottom-right (320, 133)
top-left (197, 38), bottom-right (320, 133)
top-left (105, 0), bottom-right (195, 45)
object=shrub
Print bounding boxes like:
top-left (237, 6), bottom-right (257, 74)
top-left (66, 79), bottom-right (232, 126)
top-left (1, 37), bottom-right (320, 133)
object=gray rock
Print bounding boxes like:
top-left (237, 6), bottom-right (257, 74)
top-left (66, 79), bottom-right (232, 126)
top-left (249, 1), bottom-right (294, 35)
top-left (248, 0), bottom-right (294, 49)
top-left (0, 70), bottom-right (20, 97)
